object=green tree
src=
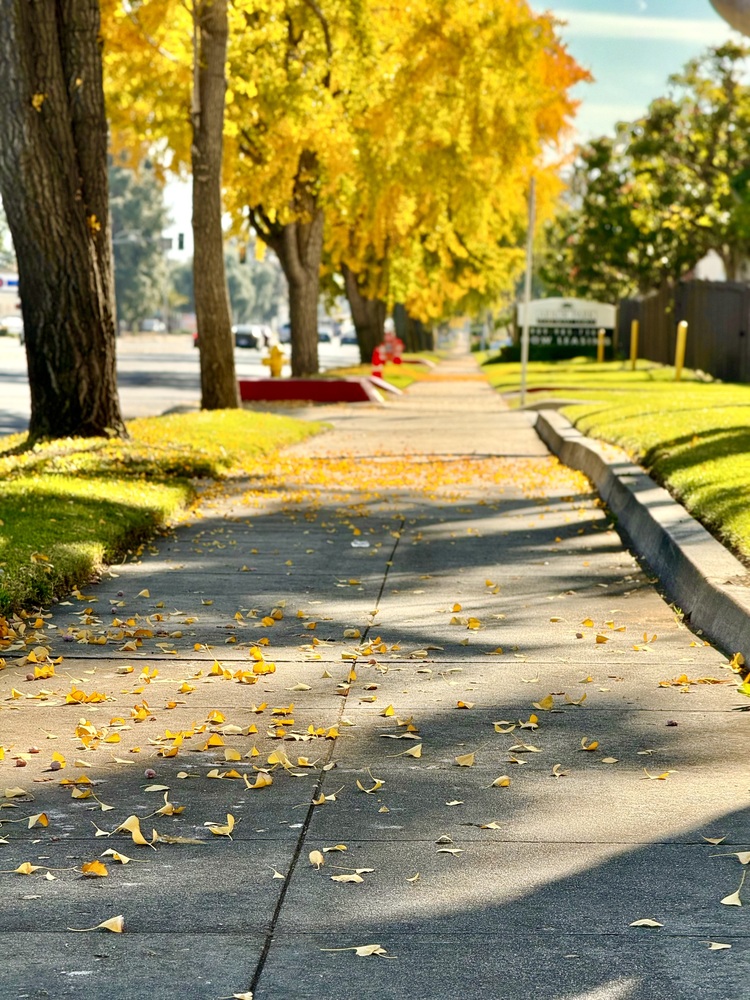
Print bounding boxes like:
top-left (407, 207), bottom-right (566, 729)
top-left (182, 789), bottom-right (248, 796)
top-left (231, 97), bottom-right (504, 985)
top-left (539, 130), bottom-right (685, 301)
top-left (110, 163), bottom-right (170, 331)
top-left (542, 43), bottom-right (750, 299)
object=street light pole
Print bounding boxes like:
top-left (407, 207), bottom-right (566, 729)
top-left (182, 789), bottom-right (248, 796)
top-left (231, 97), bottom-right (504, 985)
top-left (710, 0), bottom-right (750, 35)
top-left (519, 176), bottom-right (536, 408)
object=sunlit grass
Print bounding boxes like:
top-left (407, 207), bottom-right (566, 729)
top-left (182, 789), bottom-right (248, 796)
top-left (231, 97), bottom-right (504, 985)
top-left (0, 409), bottom-right (322, 612)
top-left (484, 357), bottom-right (750, 563)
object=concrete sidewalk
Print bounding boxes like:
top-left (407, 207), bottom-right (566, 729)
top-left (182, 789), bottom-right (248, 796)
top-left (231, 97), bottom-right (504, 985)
top-left (1, 357), bottom-right (747, 1000)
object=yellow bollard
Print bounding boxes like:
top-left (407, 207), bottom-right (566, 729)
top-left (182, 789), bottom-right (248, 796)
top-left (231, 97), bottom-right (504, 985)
top-left (630, 319), bottom-right (639, 371)
top-left (597, 328), bottom-right (606, 364)
top-left (675, 321), bottom-right (688, 382)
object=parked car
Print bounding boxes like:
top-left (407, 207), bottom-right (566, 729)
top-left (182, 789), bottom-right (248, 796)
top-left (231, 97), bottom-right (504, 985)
top-left (340, 332), bottom-right (358, 346)
top-left (318, 323), bottom-right (338, 345)
top-left (233, 323), bottom-right (273, 349)
top-left (139, 317), bottom-right (167, 333)
top-left (0, 315), bottom-right (24, 343)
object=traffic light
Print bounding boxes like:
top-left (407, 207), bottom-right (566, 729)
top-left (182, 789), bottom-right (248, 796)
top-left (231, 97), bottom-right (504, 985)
top-left (177, 232), bottom-right (184, 251)
top-left (239, 244), bottom-right (247, 264)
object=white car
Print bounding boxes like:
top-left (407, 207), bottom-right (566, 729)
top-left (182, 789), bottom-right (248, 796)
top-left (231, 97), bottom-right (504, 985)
top-left (0, 315), bottom-right (24, 342)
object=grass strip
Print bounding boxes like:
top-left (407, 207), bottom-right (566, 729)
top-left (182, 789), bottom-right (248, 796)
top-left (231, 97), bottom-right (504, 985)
top-left (0, 409), bottom-right (323, 613)
top-left (325, 355), bottom-right (441, 390)
top-left (483, 357), bottom-right (750, 564)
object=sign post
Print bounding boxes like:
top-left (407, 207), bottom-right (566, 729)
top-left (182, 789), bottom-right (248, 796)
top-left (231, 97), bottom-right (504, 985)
top-left (519, 177), bottom-right (536, 408)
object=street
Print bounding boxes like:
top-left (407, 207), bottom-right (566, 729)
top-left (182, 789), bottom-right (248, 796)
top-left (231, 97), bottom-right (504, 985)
top-left (0, 333), bottom-right (361, 436)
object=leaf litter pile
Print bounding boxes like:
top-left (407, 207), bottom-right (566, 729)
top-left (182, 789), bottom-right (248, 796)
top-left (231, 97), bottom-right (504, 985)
top-left (0, 449), bottom-right (743, 971)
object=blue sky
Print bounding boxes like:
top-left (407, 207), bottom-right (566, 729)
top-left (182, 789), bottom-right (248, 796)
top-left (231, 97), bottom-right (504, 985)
top-left (547, 0), bottom-right (742, 140)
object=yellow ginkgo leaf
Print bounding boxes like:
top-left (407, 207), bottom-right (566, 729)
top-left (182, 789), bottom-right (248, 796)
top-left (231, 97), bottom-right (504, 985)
top-left (4, 787), bottom-right (32, 799)
top-left (9, 862), bottom-right (42, 875)
top-left (388, 744), bottom-right (422, 759)
top-left (490, 776), bottom-right (511, 787)
top-left (532, 695), bottom-right (554, 712)
top-left (320, 944), bottom-right (390, 958)
top-left (454, 752), bottom-right (475, 767)
top-left (356, 777), bottom-right (385, 794)
top-left (629, 918), bottom-right (663, 928)
top-left (115, 815), bottom-right (151, 847)
top-left (100, 849), bottom-right (140, 865)
top-left (68, 914), bottom-right (125, 933)
top-left (564, 693), bottom-right (587, 706)
top-left (244, 772), bottom-right (272, 790)
top-left (205, 813), bottom-right (235, 837)
top-left (721, 871), bottom-right (747, 906)
top-left (309, 851), bottom-right (325, 869)
top-left (81, 860), bottom-right (109, 878)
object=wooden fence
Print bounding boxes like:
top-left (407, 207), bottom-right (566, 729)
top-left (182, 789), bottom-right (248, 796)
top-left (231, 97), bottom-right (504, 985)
top-left (618, 280), bottom-right (750, 382)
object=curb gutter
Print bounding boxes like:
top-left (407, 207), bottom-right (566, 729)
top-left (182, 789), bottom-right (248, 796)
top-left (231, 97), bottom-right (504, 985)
top-left (535, 409), bottom-right (750, 659)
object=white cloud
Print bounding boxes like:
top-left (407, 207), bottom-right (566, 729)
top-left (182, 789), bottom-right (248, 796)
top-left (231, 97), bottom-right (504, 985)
top-left (554, 10), bottom-right (735, 43)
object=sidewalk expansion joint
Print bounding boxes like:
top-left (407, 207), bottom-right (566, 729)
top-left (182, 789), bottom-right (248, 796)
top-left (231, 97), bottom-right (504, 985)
top-left (249, 517), bottom-right (405, 996)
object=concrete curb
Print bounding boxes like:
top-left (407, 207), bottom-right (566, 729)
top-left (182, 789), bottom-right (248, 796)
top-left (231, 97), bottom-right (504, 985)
top-left (535, 409), bottom-right (750, 658)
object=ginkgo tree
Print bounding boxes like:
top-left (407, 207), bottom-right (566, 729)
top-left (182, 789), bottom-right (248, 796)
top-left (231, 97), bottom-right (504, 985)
top-left (104, 0), bottom-right (585, 375)
top-left (323, 0), bottom-right (588, 357)
top-left (228, 0), bottom-right (587, 365)
top-left (104, 0), bottom-right (239, 408)
top-left (225, 0), bottom-right (360, 376)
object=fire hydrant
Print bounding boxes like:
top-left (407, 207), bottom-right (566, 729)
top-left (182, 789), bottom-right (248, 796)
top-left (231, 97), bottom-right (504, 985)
top-left (262, 344), bottom-right (286, 378)
top-left (371, 343), bottom-right (387, 379)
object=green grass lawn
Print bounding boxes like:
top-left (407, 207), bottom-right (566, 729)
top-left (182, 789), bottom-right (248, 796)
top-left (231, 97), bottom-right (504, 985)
top-left (0, 409), bottom-right (322, 614)
top-left (325, 355), bottom-right (441, 390)
top-left (483, 356), bottom-right (750, 564)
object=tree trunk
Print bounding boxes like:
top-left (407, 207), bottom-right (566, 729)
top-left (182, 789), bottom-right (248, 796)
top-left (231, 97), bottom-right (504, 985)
top-left (192, 0), bottom-right (239, 410)
top-left (719, 245), bottom-right (740, 282)
top-left (266, 213), bottom-right (323, 377)
top-left (393, 304), bottom-right (434, 353)
top-left (248, 148), bottom-right (323, 376)
top-left (0, 0), bottom-right (125, 441)
top-left (342, 265), bottom-right (385, 363)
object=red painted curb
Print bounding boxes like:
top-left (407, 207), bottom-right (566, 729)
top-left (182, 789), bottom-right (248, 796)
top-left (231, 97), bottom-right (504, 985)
top-left (238, 377), bottom-right (383, 404)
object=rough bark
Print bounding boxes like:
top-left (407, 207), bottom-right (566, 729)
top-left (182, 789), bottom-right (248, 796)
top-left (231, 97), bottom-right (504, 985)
top-left (0, 0), bottom-right (125, 441)
top-left (192, 0), bottom-right (239, 410)
top-left (258, 150), bottom-right (323, 377)
top-left (277, 218), bottom-right (321, 377)
top-left (342, 265), bottom-right (386, 363)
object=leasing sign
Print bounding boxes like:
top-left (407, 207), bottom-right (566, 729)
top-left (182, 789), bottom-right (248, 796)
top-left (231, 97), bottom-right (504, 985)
top-left (516, 297), bottom-right (616, 354)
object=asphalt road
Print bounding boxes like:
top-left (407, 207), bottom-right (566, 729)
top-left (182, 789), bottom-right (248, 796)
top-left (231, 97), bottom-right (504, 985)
top-left (0, 333), bottom-right (362, 435)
